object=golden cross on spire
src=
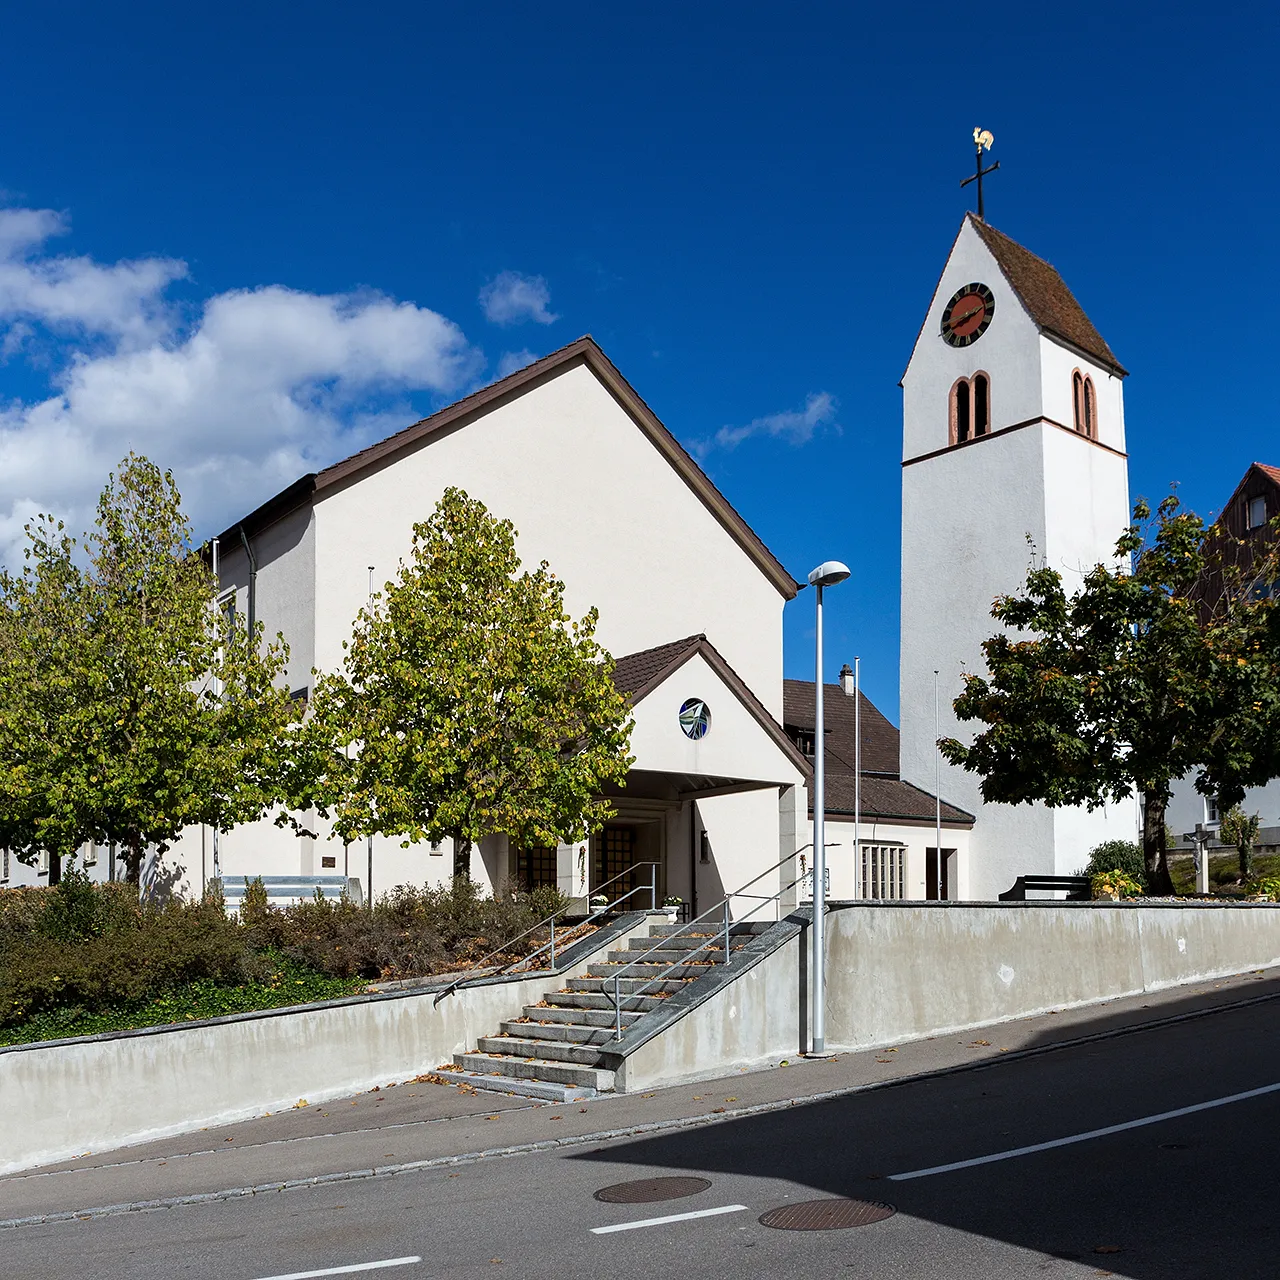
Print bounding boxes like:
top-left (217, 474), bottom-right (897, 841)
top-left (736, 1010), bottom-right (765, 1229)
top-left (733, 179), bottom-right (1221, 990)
top-left (960, 128), bottom-right (999, 220)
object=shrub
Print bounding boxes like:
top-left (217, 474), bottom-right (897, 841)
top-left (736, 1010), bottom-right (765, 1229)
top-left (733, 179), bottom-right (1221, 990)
top-left (1082, 840), bottom-right (1147, 890)
top-left (1091, 868), bottom-right (1143, 900)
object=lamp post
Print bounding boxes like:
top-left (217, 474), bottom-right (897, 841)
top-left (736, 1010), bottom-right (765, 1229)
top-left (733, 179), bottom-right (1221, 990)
top-left (808, 559), bottom-right (850, 1057)
top-left (367, 566), bottom-right (375, 910)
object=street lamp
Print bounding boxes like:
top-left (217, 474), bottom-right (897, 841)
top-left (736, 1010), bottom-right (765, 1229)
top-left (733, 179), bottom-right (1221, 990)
top-left (808, 559), bottom-right (850, 1057)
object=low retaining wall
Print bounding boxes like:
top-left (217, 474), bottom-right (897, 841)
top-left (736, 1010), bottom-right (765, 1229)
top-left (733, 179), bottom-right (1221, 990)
top-left (0, 914), bottom-right (643, 1175)
top-left (615, 900), bottom-right (1280, 1091)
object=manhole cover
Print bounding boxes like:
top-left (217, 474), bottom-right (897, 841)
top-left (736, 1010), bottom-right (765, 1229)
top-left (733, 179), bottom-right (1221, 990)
top-left (594, 1176), bottom-right (712, 1204)
top-left (759, 1198), bottom-right (896, 1230)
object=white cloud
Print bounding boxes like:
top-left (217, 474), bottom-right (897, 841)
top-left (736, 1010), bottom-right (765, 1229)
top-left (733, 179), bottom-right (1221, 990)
top-left (695, 392), bottom-right (839, 457)
top-left (478, 271), bottom-right (559, 326)
top-left (0, 207), bottom-right (484, 563)
top-left (496, 348), bottom-right (537, 378)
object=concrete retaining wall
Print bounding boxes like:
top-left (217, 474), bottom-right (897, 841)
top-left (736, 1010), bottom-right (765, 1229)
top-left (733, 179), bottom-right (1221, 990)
top-left (0, 918), bottom-right (638, 1175)
top-left (616, 900), bottom-right (1280, 1092)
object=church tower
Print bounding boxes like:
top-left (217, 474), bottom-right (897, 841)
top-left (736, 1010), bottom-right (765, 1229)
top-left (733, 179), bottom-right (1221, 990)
top-left (899, 214), bottom-right (1139, 898)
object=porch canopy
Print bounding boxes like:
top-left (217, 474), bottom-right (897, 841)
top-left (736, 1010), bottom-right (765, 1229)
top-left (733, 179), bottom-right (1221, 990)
top-left (548, 635), bottom-right (810, 917)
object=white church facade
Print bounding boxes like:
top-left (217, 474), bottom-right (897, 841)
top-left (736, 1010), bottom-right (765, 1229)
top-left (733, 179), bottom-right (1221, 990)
top-left (4, 217), bottom-right (1157, 904)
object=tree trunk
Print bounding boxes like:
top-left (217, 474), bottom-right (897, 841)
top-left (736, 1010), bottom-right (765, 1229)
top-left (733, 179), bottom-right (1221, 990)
top-left (123, 831), bottom-right (144, 886)
top-left (1240, 840), bottom-right (1254, 881)
top-left (48, 852), bottom-right (62, 886)
top-left (453, 835), bottom-right (471, 882)
top-left (1142, 789), bottom-right (1175, 895)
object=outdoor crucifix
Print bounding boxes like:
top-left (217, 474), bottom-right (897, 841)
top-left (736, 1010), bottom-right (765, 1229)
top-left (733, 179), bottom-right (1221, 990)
top-left (961, 127), bottom-right (999, 220)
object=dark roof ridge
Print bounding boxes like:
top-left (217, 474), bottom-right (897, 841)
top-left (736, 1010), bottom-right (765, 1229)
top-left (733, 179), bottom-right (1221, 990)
top-left (966, 215), bottom-right (1128, 377)
top-left (612, 634), bottom-right (810, 778)
top-left (212, 338), bottom-right (798, 599)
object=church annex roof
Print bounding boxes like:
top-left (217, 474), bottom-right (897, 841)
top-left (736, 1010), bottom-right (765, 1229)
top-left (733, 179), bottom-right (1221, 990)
top-left (215, 337), bottom-right (799, 600)
top-left (612, 634), bottom-right (811, 777)
top-left (783, 676), bottom-right (974, 826)
top-left (967, 215), bottom-right (1128, 377)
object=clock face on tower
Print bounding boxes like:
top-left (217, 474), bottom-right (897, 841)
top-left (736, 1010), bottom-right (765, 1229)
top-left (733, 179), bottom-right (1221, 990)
top-left (940, 282), bottom-right (995, 347)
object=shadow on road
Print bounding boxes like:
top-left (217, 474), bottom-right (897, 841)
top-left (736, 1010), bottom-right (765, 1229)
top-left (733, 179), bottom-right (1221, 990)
top-left (571, 973), bottom-right (1280, 1278)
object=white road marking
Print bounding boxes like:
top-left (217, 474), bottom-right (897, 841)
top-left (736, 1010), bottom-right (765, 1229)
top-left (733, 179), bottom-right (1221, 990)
top-left (889, 1080), bottom-right (1280, 1181)
top-left (591, 1204), bottom-right (749, 1234)
top-left (251, 1258), bottom-right (421, 1280)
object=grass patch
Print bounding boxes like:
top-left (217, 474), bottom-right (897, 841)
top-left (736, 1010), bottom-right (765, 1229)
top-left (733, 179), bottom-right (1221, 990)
top-left (0, 953), bottom-right (365, 1046)
top-left (1167, 851), bottom-right (1280, 895)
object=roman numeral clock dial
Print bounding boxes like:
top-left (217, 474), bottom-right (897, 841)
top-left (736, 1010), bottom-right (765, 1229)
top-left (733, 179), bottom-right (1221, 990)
top-left (941, 282), bottom-right (995, 347)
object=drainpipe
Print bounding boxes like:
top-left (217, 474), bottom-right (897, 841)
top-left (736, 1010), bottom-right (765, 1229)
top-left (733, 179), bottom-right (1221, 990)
top-left (239, 525), bottom-right (257, 640)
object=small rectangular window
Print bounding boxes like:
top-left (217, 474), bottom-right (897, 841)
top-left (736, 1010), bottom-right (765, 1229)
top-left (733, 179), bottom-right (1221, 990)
top-left (38, 849), bottom-right (49, 875)
top-left (1, 847), bottom-right (9, 881)
top-left (1248, 495), bottom-right (1267, 530)
top-left (84, 841), bottom-right (98, 867)
top-left (1207, 795), bottom-right (1221, 824)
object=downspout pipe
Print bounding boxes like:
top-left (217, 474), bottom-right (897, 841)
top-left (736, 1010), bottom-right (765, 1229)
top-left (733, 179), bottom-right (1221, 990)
top-left (238, 525), bottom-right (258, 639)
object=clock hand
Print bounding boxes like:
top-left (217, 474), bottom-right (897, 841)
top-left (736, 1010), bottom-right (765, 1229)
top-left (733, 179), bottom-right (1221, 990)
top-left (945, 302), bottom-right (984, 330)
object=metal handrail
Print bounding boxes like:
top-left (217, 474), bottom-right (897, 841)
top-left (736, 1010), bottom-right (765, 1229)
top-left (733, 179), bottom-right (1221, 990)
top-left (432, 861), bottom-right (659, 1005)
top-left (603, 846), bottom-right (814, 1038)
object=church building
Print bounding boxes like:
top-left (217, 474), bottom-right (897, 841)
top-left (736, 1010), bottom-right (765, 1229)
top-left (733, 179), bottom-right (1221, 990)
top-left (896, 214), bottom-right (1141, 897)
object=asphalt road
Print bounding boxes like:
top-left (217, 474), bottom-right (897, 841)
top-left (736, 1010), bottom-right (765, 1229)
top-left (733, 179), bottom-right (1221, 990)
top-left (6, 998), bottom-right (1279, 1279)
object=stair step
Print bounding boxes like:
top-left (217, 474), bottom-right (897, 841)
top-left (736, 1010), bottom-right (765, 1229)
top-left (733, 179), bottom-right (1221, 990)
top-left (540, 991), bottom-right (665, 1013)
top-left (520, 1005), bottom-right (644, 1029)
top-left (608, 944), bottom-right (744, 963)
top-left (503, 1019), bottom-right (620, 1045)
top-left (587, 962), bottom-right (715, 980)
top-left (478, 1035), bottom-right (608, 1064)
top-left (441, 1069), bottom-right (598, 1103)
top-left (646, 920), bottom-right (772, 938)
top-left (567, 976), bottom-right (692, 994)
top-left (454, 1052), bottom-right (615, 1092)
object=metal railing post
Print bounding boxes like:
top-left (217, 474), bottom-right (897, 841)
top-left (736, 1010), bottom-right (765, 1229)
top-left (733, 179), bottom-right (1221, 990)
top-left (615, 974), bottom-right (622, 1039)
top-left (723, 898), bottom-right (730, 962)
top-left (549, 917), bottom-right (555, 969)
top-left (650, 863), bottom-right (657, 910)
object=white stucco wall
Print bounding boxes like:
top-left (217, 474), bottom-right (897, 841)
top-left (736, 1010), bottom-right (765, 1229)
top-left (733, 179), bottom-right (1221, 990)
top-left (802, 816), bottom-right (973, 901)
top-left (312, 363), bottom-right (786, 720)
top-left (900, 219), bottom-right (1136, 897)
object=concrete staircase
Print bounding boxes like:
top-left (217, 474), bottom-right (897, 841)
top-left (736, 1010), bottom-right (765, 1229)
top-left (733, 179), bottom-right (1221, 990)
top-left (444, 916), bottom-right (770, 1101)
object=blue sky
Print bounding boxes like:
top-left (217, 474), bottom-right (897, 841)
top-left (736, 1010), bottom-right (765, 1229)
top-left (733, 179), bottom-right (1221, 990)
top-left (0, 1), bottom-right (1275, 719)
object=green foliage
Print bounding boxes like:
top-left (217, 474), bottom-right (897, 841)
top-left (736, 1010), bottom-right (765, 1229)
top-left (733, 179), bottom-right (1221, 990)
top-left (1219, 807), bottom-right (1261, 880)
top-left (1082, 840), bottom-right (1148, 889)
top-left (0, 876), bottom-right (574, 1042)
top-left (289, 487), bottom-right (634, 877)
top-left (1091, 868), bottom-right (1143, 900)
top-left (0, 455), bottom-right (301, 885)
top-left (1251, 875), bottom-right (1280, 902)
top-left (940, 495), bottom-right (1280, 895)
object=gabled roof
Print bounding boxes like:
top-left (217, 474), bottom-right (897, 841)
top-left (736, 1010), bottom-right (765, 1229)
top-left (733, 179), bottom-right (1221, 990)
top-left (782, 677), bottom-right (899, 775)
top-left (967, 215), bottom-right (1127, 376)
top-left (611, 634), bottom-right (811, 777)
top-left (783, 675), bottom-right (974, 826)
top-left (215, 336), bottom-right (798, 599)
top-left (1214, 462), bottom-right (1280, 536)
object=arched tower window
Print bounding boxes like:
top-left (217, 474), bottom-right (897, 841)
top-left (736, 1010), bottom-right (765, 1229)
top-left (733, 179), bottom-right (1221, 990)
top-left (1073, 371), bottom-right (1097, 439)
top-left (950, 374), bottom-right (991, 445)
top-left (972, 373), bottom-right (990, 436)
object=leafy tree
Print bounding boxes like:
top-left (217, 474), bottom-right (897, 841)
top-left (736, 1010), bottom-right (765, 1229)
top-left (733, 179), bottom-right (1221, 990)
top-left (0, 455), bottom-right (299, 886)
top-left (1218, 807), bottom-right (1261, 882)
top-left (940, 495), bottom-right (1280, 895)
top-left (290, 487), bottom-right (634, 879)
top-left (1081, 839), bottom-right (1147, 889)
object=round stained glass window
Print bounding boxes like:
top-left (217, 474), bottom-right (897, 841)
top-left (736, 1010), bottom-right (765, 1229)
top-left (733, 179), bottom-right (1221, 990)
top-left (679, 698), bottom-right (711, 740)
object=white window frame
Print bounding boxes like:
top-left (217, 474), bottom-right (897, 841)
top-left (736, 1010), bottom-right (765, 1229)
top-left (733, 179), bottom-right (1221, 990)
top-left (859, 843), bottom-right (906, 900)
top-left (83, 840), bottom-right (98, 867)
top-left (1248, 495), bottom-right (1267, 530)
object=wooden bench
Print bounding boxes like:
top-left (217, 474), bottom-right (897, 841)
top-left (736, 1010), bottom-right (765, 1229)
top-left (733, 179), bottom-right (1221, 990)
top-left (998, 874), bottom-right (1091, 902)
top-left (215, 874), bottom-right (363, 911)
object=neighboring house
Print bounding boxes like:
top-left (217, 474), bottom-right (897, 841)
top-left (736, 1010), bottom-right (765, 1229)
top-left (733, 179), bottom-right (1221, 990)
top-left (784, 666), bottom-right (973, 901)
top-left (898, 213), bottom-right (1141, 897)
top-left (1167, 462), bottom-right (1280, 855)
top-left (155, 337), bottom-right (809, 915)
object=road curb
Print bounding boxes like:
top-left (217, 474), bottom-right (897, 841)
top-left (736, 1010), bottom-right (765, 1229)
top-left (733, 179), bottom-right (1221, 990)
top-left (5, 981), bottom-right (1278, 1230)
